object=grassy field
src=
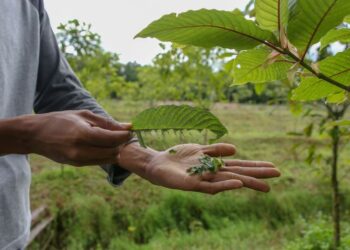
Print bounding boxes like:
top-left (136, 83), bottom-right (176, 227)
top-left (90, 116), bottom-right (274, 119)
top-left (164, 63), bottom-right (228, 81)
top-left (29, 101), bottom-right (350, 250)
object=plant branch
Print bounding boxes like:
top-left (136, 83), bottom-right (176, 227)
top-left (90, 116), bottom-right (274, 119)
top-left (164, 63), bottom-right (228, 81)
top-left (263, 40), bottom-right (350, 92)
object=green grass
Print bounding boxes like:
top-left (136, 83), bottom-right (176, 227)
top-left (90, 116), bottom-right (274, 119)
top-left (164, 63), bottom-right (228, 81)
top-left (29, 101), bottom-right (350, 250)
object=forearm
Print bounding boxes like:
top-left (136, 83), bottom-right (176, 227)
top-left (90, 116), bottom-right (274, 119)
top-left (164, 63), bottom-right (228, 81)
top-left (0, 116), bottom-right (33, 155)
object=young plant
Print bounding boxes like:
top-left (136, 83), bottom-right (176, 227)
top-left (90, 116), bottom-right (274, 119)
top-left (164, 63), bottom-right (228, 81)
top-left (135, 1), bottom-right (350, 247)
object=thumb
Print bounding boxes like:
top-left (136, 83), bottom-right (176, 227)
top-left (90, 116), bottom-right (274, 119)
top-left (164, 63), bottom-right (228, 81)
top-left (201, 143), bottom-right (236, 157)
top-left (119, 122), bottom-right (133, 130)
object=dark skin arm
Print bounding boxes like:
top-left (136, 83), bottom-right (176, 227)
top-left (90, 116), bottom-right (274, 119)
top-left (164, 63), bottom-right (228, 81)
top-left (0, 111), bottom-right (280, 194)
top-left (0, 110), bottom-right (132, 166)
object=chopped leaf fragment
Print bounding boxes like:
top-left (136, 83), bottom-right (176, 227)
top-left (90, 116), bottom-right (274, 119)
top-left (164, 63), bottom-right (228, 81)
top-left (187, 155), bottom-right (225, 176)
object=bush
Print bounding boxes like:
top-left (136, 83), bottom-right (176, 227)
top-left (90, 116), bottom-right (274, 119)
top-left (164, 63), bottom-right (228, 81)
top-left (286, 215), bottom-right (350, 250)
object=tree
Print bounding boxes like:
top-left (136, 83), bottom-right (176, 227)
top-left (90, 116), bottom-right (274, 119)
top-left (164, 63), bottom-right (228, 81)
top-left (135, 1), bottom-right (350, 248)
top-left (131, 44), bottom-right (230, 107)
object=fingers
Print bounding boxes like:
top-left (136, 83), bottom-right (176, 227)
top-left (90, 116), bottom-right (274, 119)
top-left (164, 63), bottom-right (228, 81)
top-left (201, 171), bottom-right (271, 192)
top-left (224, 160), bottom-right (275, 168)
top-left (84, 127), bottom-right (132, 147)
top-left (230, 174), bottom-right (270, 192)
top-left (196, 180), bottom-right (243, 195)
top-left (220, 166), bottom-right (281, 179)
top-left (80, 110), bottom-right (132, 131)
top-left (201, 143), bottom-right (236, 157)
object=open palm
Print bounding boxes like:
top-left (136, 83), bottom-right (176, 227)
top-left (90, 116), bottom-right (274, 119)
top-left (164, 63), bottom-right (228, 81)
top-left (143, 143), bottom-right (280, 194)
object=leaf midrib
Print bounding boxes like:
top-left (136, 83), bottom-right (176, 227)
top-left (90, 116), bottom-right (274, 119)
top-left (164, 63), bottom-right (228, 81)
top-left (305, 66), bottom-right (350, 88)
top-left (277, 0), bottom-right (281, 35)
top-left (137, 24), bottom-right (271, 47)
top-left (301, 0), bottom-right (338, 60)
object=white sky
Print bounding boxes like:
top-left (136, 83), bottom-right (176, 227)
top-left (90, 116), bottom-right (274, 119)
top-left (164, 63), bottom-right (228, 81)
top-left (45, 0), bottom-right (249, 65)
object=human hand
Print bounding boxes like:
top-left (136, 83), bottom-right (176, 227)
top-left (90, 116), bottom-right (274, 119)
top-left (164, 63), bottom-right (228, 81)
top-left (118, 143), bottom-right (280, 194)
top-left (26, 110), bottom-right (132, 166)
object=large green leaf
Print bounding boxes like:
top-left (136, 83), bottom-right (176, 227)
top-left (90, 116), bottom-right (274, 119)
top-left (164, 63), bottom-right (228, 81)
top-left (255, 0), bottom-right (289, 32)
top-left (292, 49), bottom-right (350, 101)
top-left (232, 48), bottom-right (292, 84)
top-left (135, 9), bottom-right (275, 51)
top-left (291, 78), bottom-right (340, 101)
top-left (132, 105), bottom-right (228, 146)
top-left (320, 28), bottom-right (350, 50)
top-left (287, 0), bottom-right (350, 52)
top-left (327, 91), bottom-right (347, 104)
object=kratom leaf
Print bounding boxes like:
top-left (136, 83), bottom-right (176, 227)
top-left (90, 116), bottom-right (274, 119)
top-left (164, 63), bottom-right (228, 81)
top-left (135, 9), bottom-right (276, 51)
top-left (292, 49), bottom-right (350, 101)
top-left (320, 28), bottom-right (350, 50)
top-left (326, 91), bottom-right (347, 104)
top-left (287, 0), bottom-right (350, 53)
top-left (255, 0), bottom-right (289, 32)
top-left (232, 48), bottom-right (292, 84)
top-left (292, 77), bottom-right (341, 101)
top-left (132, 105), bottom-right (228, 147)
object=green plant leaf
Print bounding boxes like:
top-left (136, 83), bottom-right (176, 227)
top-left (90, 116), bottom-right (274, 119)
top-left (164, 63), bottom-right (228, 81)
top-left (132, 105), bottom-right (228, 146)
top-left (287, 0), bottom-right (350, 52)
top-left (292, 49), bottom-right (350, 101)
top-left (320, 28), bottom-right (350, 50)
top-left (292, 77), bottom-right (340, 101)
top-left (326, 91), bottom-right (347, 104)
top-left (255, 0), bottom-right (289, 32)
top-left (135, 9), bottom-right (275, 51)
top-left (231, 48), bottom-right (292, 84)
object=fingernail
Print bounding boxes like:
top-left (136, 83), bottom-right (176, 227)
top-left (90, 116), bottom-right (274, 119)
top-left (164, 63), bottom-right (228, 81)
top-left (120, 123), bottom-right (133, 129)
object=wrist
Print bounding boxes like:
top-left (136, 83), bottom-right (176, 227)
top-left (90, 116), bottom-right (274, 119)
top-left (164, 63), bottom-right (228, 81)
top-left (117, 142), bottom-right (158, 177)
top-left (0, 114), bottom-right (37, 154)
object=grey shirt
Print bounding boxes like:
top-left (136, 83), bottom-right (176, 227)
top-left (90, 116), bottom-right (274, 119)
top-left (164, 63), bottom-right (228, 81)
top-left (0, 0), bottom-right (130, 249)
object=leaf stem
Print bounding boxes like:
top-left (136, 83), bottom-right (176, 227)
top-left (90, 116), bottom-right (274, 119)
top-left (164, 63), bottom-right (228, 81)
top-left (284, 50), bottom-right (350, 92)
top-left (262, 41), bottom-right (350, 92)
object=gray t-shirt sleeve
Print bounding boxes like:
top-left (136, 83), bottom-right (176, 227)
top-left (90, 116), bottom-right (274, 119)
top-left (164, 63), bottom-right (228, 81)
top-left (33, 4), bottom-right (130, 186)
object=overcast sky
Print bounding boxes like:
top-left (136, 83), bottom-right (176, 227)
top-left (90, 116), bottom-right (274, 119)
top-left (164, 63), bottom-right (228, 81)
top-left (45, 0), bottom-right (248, 65)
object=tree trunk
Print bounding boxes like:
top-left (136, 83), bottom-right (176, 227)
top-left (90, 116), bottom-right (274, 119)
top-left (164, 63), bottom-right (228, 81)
top-left (331, 126), bottom-right (341, 249)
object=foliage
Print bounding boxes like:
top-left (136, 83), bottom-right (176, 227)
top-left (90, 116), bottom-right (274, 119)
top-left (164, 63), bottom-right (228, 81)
top-left (132, 105), bottom-right (228, 147)
top-left (29, 102), bottom-right (350, 249)
top-left (292, 49), bottom-right (350, 101)
top-left (231, 48), bottom-right (291, 84)
top-left (57, 19), bottom-right (101, 56)
top-left (56, 21), bottom-right (286, 105)
top-left (132, 45), bottom-right (230, 106)
top-left (137, 1), bottom-right (350, 101)
top-left (286, 216), bottom-right (350, 250)
top-left (287, 0), bottom-right (350, 52)
top-left (136, 2), bottom-right (350, 248)
top-left (320, 28), bottom-right (350, 50)
top-left (135, 9), bottom-right (275, 50)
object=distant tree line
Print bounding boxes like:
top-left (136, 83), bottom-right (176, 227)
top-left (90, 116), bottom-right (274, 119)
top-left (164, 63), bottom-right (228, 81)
top-left (56, 19), bottom-right (289, 105)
